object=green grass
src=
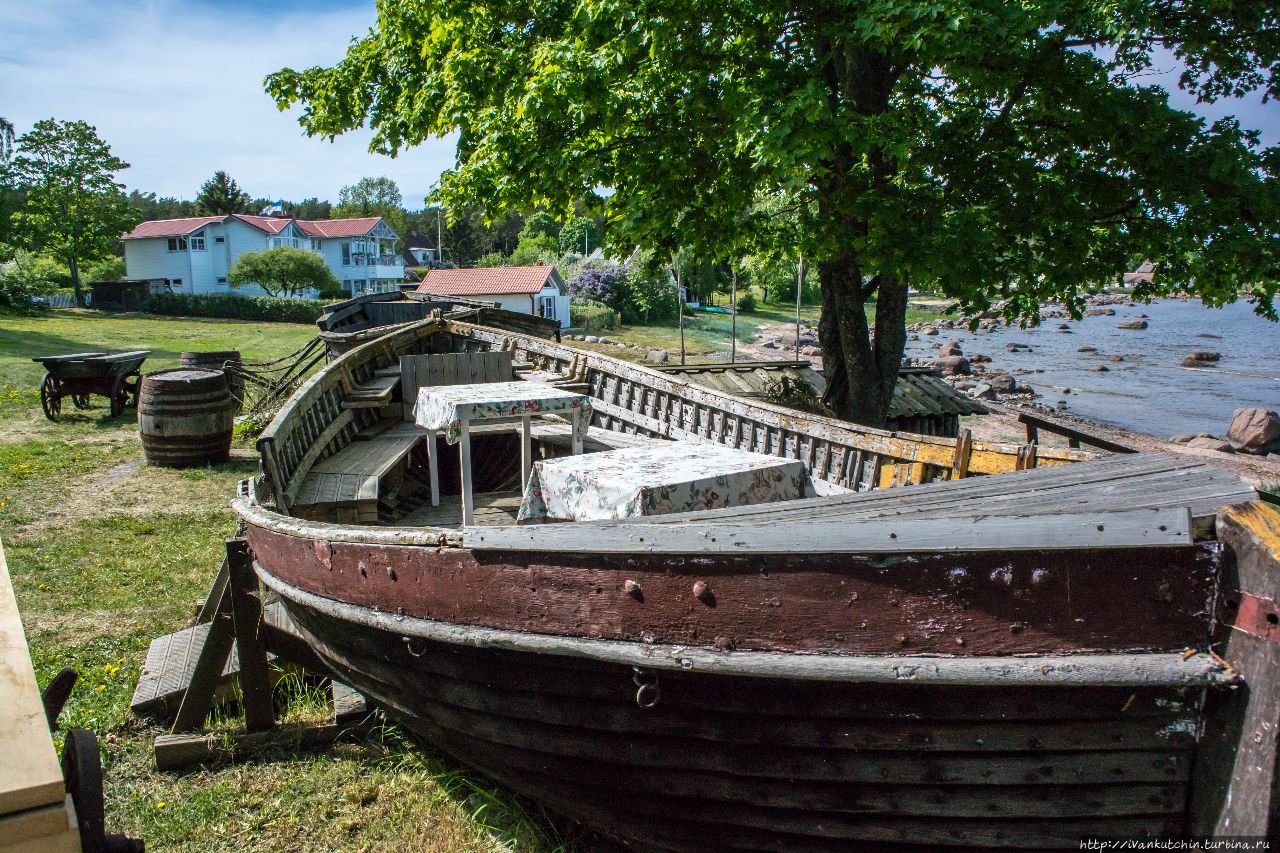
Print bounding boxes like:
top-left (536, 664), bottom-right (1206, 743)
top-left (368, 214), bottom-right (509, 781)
top-left (0, 308), bottom-right (580, 852)
top-left (579, 294), bottom-right (949, 361)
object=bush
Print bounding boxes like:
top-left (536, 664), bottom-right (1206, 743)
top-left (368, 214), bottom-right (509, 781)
top-left (474, 252), bottom-right (508, 268)
top-left (570, 299), bottom-right (616, 332)
top-left (0, 250), bottom-right (63, 308)
top-left (84, 256), bottom-right (125, 282)
top-left (736, 291), bottom-right (756, 313)
top-left (509, 235), bottom-right (559, 267)
top-left (144, 292), bottom-right (328, 324)
top-left (572, 264), bottom-right (628, 308)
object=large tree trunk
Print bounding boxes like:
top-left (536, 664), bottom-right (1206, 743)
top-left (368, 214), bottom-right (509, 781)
top-left (69, 254), bottom-right (84, 308)
top-left (817, 257), bottom-right (908, 428)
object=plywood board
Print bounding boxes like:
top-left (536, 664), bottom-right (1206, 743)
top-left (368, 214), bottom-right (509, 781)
top-left (0, 538), bottom-right (66, 815)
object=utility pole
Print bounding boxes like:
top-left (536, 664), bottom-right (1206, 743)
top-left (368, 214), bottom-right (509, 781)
top-left (676, 259), bottom-right (686, 366)
top-left (730, 266), bottom-right (737, 364)
top-left (436, 206), bottom-right (444, 264)
top-left (795, 254), bottom-right (804, 359)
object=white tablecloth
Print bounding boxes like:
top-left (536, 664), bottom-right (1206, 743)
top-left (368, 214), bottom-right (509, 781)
top-left (517, 442), bottom-right (808, 523)
top-left (413, 380), bottom-right (590, 443)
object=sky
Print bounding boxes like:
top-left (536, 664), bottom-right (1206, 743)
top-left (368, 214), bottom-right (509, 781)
top-left (1, 0), bottom-right (1277, 209)
top-left (0, 0), bottom-right (458, 206)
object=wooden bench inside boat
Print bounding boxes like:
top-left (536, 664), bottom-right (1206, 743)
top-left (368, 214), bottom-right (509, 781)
top-left (292, 423), bottom-right (427, 522)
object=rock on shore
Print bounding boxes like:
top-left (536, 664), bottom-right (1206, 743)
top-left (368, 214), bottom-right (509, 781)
top-left (1228, 408), bottom-right (1280, 455)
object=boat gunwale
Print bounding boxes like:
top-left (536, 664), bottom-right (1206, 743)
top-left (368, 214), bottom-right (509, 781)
top-left (256, 563), bottom-right (1235, 687)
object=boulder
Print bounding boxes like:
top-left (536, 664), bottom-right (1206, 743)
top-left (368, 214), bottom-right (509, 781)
top-left (1077, 346), bottom-right (1097, 353)
top-left (1085, 308), bottom-right (1116, 316)
top-left (1187, 436), bottom-right (1235, 454)
top-left (987, 373), bottom-right (1017, 393)
top-left (1169, 433), bottom-right (1194, 444)
top-left (923, 328), bottom-right (940, 336)
top-left (938, 340), bottom-right (964, 357)
top-left (1117, 320), bottom-right (1148, 330)
top-left (1108, 354), bottom-right (1125, 362)
top-left (1227, 408), bottom-right (1280, 455)
top-left (761, 340), bottom-right (778, 349)
top-left (1185, 351), bottom-right (1220, 363)
top-left (800, 345), bottom-right (822, 357)
top-left (584, 335), bottom-right (600, 343)
top-left (598, 336), bottom-right (612, 344)
top-left (1090, 364), bottom-right (1109, 372)
top-left (969, 383), bottom-right (996, 400)
top-left (645, 349), bottom-right (669, 365)
top-left (969, 354), bottom-right (992, 364)
top-left (933, 355), bottom-right (971, 377)
top-left (1181, 355), bottom-right (1217, 368)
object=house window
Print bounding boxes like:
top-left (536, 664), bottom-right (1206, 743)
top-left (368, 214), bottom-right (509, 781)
top-left (341, 243), bottom-right (351, 265)
top-left (190, 233), bottom-right (206, 251)
top-left (166, 237), bottom-right (188, 252)
top-left (311, 239), bottom-right (323, 252)
top-left (538, 295), bottom-right (556, 320)
top-left (171, 278), bottom-right (183, 287)
top-left (216, 277), bottom-right (227, 284)
top-left (214, 236), bottom-right (225, 244)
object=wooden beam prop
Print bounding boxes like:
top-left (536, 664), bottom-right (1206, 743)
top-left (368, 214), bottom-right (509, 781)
top-left (227, 538), bottom-right (274, 733)
top-left (155, 720), bottom-right (374, 772)
top-left (170, 575), bottom-right (235, 733)
top-left (1190, 501), bottom-right (1280, 837)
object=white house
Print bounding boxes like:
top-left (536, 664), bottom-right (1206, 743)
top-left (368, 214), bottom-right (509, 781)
top-left (121, 214), bottom-right (404, 297)
top-left (414, 265), bottom-right (570, 329)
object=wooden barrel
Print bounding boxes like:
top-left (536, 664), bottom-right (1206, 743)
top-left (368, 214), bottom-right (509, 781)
top-left (179, 349), bottom-right (243, 410)
top-left (138, 369), bottom-right (236, 468)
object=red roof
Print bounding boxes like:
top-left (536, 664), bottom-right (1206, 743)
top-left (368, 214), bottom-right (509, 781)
top-left (123, 216), bottom-right (225, 239)
top-left (416, 266), bottom-right (559, 297)
top-left (123, 215), bottom-right (385, 240)
top-left (296, 217), bottom-right (382, 238)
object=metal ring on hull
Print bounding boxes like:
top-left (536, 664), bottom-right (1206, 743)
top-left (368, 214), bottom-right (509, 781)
top-left (255, 564), bottom-right (1236, 688)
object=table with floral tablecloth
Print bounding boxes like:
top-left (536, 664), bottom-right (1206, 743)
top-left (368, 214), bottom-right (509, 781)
top-left (517, 442), bottom-right (809, 524)
top-left (413, 380), bottom-right (591, 526)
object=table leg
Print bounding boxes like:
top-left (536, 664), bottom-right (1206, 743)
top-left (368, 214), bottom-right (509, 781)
top-left (426, 430), bottom-right (440, 507)
top-left (459, 418), bottom-right (474, 526)
top-left (571, 410), bottom-right (584, 455)
top-left (521, 415), bottom-right (532, 489)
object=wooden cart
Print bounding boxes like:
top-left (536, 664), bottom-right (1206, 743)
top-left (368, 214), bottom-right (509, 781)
top-left (31, 351), bottom-right (150, 420)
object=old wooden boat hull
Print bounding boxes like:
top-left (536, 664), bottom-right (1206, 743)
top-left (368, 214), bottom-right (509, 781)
top-left (233, 317), bottom-right (1268, 848)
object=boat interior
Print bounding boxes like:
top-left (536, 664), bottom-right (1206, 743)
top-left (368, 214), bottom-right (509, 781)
top-left (253, 317), bottom-right (1256, 538)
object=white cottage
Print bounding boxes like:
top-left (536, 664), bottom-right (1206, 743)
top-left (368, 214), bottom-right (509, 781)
top-left (414, 265), bottom-right (571, 329)
top-left (121, 214), bottom-right (404, 297)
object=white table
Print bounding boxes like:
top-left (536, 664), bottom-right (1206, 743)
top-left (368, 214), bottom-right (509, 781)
top-left (517, 442), bottom-right (809, 523)
top-left (413, 380), bottom-right (591, 525)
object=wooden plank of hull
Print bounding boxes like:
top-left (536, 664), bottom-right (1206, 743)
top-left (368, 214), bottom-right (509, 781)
top-left (245, 523), bottom-right (1218, 656)
top-left (277, 600), bottom-right (1195, 850)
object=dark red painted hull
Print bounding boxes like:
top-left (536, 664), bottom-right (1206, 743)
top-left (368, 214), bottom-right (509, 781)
top-left (244, 519), bottom-right (1221, 850)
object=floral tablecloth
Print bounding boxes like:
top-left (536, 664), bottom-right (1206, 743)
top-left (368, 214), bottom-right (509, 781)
top-left (413, 381), bottom-right (591, 445)
top-left (517, 442), bottom-right (808, 523)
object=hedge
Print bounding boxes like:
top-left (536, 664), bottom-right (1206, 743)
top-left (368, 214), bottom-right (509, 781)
top-left (143, 292), bottom-right (328, 325)
top-left (570, 299), bottom-right (617, 332)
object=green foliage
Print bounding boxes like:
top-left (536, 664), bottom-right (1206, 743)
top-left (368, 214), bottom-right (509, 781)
top-left (0, 250), bottom-right (65, 307)
top-left (519, 211), bottom-right (559, 241)
top-left (735, 291), bottom-right (756, 313)
top-left (266, 0), bottom-right (1280, 424)
top-left (558, 217), bottom-right (601, 254)
top-left (123, 190), bottom-right (196, 222)
top-left (194, 170), bottom-right (253, 215)
top-left (509, 234), bottom-right (559, 266)
top-left (569, 299), bottom-right (616, 332)
top-left (10, 119), bottom-right (138, 306)
top-left (83, 255), bottom-right (125, 282)
top-left (144, 291), bottom-right (328, 324)
top-left (229, 246), bottom-right (340, 298)
top-left (474, 251), bottom-right (508, 268)
top-left (334, 176), bottom-right (406, 233)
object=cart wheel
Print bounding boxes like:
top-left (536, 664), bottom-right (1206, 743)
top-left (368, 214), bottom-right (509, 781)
top-left (39, 373), bottom-right (62, 420)
top-left (109, 384), bottom-right (129, 418)
top-left (72, 393), bottom-right (92, 410)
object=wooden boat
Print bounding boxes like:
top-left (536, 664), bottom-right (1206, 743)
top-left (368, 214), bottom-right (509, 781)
top-left (234, 317), bottom-right (1276, 850)
top-left (316, 290), bottom-right (561, 357)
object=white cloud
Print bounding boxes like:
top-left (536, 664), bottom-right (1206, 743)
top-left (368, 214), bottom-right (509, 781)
top-left (0, 0), bottom-right (458, 205)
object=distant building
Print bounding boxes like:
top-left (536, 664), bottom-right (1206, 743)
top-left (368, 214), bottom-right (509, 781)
top-left (121, 214), bottom-right (404, 297)
top-left (1123, 261), bottom-right (1155, 287)
top-left (401, 233), bottom-right (439, 269)
top-left (415, 265), bottom-right (570, 329)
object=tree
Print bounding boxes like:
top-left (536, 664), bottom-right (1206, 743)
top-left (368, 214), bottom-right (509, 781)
top-left (0, 117), bottom-right (17, 245)
top-left (229, 246), bottom-right (339, 298)
top-left (10, 119), bottom-right (138, 307)
top-left (519, 211), bottom-right (560, 241)
top-left (560, 216), bottom-right (602, 255)
top-left (195, 170), bottom-right (253, 215)
top-left (334, 176), bottom-right (406, 232)
top-left (291, 197), bottom-right (332, 220)
top-left (267, 4), bottom-right (1280, 425)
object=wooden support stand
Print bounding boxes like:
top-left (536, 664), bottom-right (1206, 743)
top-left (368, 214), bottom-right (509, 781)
top-left (156, 537), bottom-right (372, 769)
top-left (1190, 502), bottom-right (1280, 836)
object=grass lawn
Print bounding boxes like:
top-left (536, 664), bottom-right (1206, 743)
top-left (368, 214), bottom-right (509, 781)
top-left (0, 308), bottom-right (577, 852)
top-left (572, 296), bottom-right (950, 362)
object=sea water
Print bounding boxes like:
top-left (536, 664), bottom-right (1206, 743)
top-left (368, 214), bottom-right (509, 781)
top-left (902, 297), bottom-right (1280, 437)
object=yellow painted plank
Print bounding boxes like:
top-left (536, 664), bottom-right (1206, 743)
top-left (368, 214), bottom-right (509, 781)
top-left (0, 539), bottom-right (67, 816)
top-left (1220, 502), bottom-right (1280, 560)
